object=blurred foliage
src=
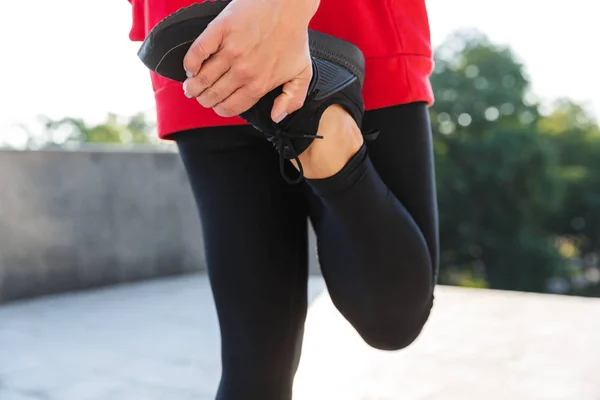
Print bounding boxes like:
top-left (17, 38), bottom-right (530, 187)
top-left (20, 112), bottom-right (156, 149)
top-left (431, 31), bottom-right (600, 296)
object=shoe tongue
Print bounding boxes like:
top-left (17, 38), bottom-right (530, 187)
top-left (239, 87), bottom-right (283, 134)
top-left (240, 58), bottom-right (320, 134)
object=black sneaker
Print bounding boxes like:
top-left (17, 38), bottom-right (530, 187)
top-left (138, 1), bottom-right (377, 183)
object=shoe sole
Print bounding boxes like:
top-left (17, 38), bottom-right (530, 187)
top-left (138, 1), bottom-right (365, 86)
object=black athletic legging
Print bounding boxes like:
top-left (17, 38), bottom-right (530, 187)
top-left (172, 101), bottom-right (438, 400)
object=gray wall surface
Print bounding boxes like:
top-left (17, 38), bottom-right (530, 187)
top-left (0, 148), bottom-right (319, 303)
top-left (0, 148), bottom-right (205, 303)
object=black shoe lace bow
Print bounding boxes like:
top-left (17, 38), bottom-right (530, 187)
top-left (268, 127), bottom-right (380, 185)
top-left (267, 127), bottom-right (323, 185)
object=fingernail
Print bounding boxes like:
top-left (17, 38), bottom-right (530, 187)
top-left (186, 70), bottom-right (194, 79)
top-left (182, 81), bottom-right (193, 98)
top-left (274, 112), bottom-right (288, 123)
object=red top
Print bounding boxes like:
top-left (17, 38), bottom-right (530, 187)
top-left (127, 0), bottom-right (434, 138)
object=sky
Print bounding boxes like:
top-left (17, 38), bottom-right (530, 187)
top-left (0, 1), bottom-right (598, 146)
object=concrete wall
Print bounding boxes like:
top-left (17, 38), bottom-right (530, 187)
top-left (0, 148), bottom-right (319, 303)
top-left (0, 147), bottom-right (204, 303)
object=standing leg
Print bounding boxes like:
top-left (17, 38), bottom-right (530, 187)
top-left (173, 126), bottom-right (309, 399)
top-left (303, 102), bottom-right (438, 350)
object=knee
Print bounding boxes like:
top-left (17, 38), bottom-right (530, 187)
top-left (353, 299), bottom-right (433, 351)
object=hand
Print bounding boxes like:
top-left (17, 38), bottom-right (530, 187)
top-left (182, 0), bottom-right (319, 122)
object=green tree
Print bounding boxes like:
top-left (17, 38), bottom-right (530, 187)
top-left (41, 112), bottom-right (156, 147)
top-left (431, 31), bottom-right (566, 292)
top-left (539, 100), bottom-right (600, 252)
top-left (538, 100), bottom-right (600, 296)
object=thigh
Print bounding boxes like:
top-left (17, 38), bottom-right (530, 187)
top-left (362, 102), bottom-right (439, 277)
top-left (174, 126), bottom-right (310, 384)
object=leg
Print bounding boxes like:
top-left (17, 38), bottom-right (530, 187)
top-left (303, 102), bottom-right (438, 350)
top-left (173, 126), bottom-right (309, 399)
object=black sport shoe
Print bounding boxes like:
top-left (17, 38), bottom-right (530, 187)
top-left (138, 1), bottom-right (377, 183)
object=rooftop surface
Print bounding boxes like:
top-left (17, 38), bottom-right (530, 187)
top-left (1, 274), bottom-right (599, 400)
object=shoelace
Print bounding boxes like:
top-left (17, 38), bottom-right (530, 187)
top-left (268, 127), bottom-right (380, 185)
top-left (268, 127), bottom-right (323, 185)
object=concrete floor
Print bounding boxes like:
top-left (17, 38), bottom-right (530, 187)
top-left (1, 274), bottom-right (599, 400)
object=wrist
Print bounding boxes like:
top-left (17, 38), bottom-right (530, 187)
top-left (303, 0), bottom-right (320, 24)
top-left (285, 0), bottom-right (320, 20)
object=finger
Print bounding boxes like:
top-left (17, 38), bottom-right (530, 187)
top-left (196, 69), bottom-right (242, 109)
top-left (213, 86), bottom-right (262, 118)
top-left (183, 21), bottom-right (224, 78)
top-left (270, 65), bottom-right (312, 123)
top-left (183, 53), bottom-right (231, 98)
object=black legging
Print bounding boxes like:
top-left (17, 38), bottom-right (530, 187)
top-left (172, 101), bottom-right (438, 400)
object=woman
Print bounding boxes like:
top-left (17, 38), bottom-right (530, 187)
top-left (127, 0), bottom-right (438, 398)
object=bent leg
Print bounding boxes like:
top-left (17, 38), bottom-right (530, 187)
top-left (304, 102), bottom-right (438, 350)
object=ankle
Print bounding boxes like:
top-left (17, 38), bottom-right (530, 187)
top-left (293, 105), bottom-right (363, 179)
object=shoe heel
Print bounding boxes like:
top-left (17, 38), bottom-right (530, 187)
top-left (308, 30), bottom-right (366, 86)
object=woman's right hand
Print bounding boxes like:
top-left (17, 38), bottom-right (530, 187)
top-left (182, 0), bottom-right (320, 122)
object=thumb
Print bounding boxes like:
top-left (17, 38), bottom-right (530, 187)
top-left (271, 65), bottom-right (312, 123)
top-left (183, 21), bottom-right (223, 78)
